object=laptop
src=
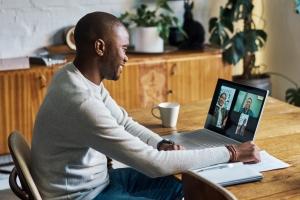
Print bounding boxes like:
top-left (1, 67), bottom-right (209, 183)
top-left (163, 79), bottom-right (269, 149)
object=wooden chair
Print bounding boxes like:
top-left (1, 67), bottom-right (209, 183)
top-left (8, 131), bottom-right (42, 200)
top-left (183, 171), bottom-right (238, 200)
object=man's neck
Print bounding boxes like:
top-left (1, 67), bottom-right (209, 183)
top-left (73, 56), bottom-right (103, 85)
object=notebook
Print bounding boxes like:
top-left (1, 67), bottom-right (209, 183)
top-left (191, 150), bottom-right (289, 186)
top-left (191, 162), bottom-right (263, 186)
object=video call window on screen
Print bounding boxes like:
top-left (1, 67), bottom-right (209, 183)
top-left (206, 82), bottom-right (266, 143)
top-left (209, 86), bottom-right (236, 129)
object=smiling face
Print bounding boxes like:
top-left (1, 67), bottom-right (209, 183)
top-left (100, 25), bottom-right (129, 81)
top-left (218, 93), bottom-right (227, 107)
top-left (245, 98), bottom-right (252, 109)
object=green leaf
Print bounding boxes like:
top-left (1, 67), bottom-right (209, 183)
top-left (296, 0), bottom-right (300, 14)
top-left (235, 0), bottom-right (253, 19)
top-left (156, 0), bottom-right (173, 12)
top-left (221, 7), bottom-right (235, 22)
top-left (286, 87), bottom-right (300, 106)
top-left (223, 45), bottom-right (241, 65)
top-left (209, 18), bottom-right (218, 32)
top-left (221, 18), bottom-right (234, 33)
top-left (232, 32), bottom-right (246, 56)
top-left (244, 30), bottom-right (258, 52)
top-left (256, 30), bottom-right (267, 42)
top-left (286, 88), bottom-right (297, 104)
top-left (222, 32), bottom-right (246, 65)
top-left (208, 18), bottom-right (231, 47)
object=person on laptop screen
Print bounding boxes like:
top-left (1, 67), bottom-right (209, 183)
top-left (240, 97), bottom-right (254, 117)
top-left (212, 92), bottom-right (229, 128)
top-left (31, 12), bottom-right (261, 200)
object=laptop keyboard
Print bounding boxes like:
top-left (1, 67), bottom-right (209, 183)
top-left (163, 130), bottom-right (237, 150)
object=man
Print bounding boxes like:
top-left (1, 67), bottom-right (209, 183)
top-left (212, 92), bottom-right (228, 128)
top-left (240, 97), bottom-right (254, 117)
top-left (31, 12), bottom-right (260, 200)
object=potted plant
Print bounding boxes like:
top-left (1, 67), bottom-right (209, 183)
top-left (208, 0), bottom-right (269, 90)
top-left (119, 0), bottom-right (181, 53)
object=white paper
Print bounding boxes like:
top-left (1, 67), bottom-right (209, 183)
top-left (190, 150), bottom-right (289, 186)
top-left (245, 150), bottom-right (290, 172)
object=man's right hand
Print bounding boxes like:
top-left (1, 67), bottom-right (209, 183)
top-left (234, 141), bottom-right (261, 163)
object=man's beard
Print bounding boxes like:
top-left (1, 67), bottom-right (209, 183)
top-left (112, 65), bottom-right (121, 81)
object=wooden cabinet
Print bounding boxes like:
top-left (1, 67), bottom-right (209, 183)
top-left (29, 68), bottom-right (57, 128)
top-left (166, 54), bottom-right (232, 103)
top-left (0, 68), bottom-right (55, 153)
top-left (0, 70), bottom-right (31, 153)
top-left (0, 51), bottom-right (231, 154)
top-left (103, 61), bottom-right (168, 109)
top-left (105, 51), bottom-right (232, 109)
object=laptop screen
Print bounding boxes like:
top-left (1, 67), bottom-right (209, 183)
top-left (204, 79), bottom-right (269, 143)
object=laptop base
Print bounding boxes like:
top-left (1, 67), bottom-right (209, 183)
top-left (163, 129), bottom-right (241, 150)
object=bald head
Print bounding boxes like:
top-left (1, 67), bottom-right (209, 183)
top-left (73, 12), bottom-right (129, 83)
top-left (74, 12), bottom-right (124, 53)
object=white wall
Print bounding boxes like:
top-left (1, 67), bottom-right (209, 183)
top-left (262, 0), bottom-right (300, 100)
top-left (0, 0), bottom-right (226, 59)
top-left (0, 0), bottom-right (138, 58)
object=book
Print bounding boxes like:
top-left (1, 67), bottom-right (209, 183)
top-left (29, 54), bottom-right (67, 66)
top-left (0, 57), bottom-right (29, 71)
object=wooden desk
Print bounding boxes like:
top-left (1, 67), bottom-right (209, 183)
top-left (128, 97), bottom-right (300, 200)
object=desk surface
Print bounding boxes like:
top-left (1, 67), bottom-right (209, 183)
top-left (128, 97), bottom-right (300, 200)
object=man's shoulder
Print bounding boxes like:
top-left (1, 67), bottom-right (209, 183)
top-left (249, 109), bottom-right (254, 115)
top-left (51, 63), bottom-right (83, 88)
top-left (46, 63), bottom-right (91, 105)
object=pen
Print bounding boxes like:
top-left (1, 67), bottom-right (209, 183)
top-left (194, 163), bottom-right (235, 173)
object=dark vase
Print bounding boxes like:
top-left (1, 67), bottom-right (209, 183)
top-left (233, 74), bottom-right (272, 95)
top-left (168, 27), bottom-right (183, 46)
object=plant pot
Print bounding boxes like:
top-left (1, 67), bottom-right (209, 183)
top-left (131, 27), bottom-right (164, 53)
top-left (233, 74), bottom-right (272, 95)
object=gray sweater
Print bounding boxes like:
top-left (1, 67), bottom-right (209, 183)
top-left (31, 63), bottom-right (230, 200)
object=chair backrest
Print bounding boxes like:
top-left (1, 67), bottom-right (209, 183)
top-left (182, 171), bottom-right (238, 200)
top-left (8, 131), bottom-right (42, 200)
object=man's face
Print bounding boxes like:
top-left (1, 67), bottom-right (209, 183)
top-left (218, 93), bottom-right (226, 106)
top-left (101, 25), bottom-right (129, 81)
top-left (245, 98), bottom-right (252, 109)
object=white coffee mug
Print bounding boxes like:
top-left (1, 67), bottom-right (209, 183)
top-left (151, 102), bottom-right (180, 128)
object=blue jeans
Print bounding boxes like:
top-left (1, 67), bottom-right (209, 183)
top-left (93, 168), bottom-right (183, 200)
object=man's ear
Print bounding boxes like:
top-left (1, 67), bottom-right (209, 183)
top-left (94, 39), bottom-right (105, 56)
